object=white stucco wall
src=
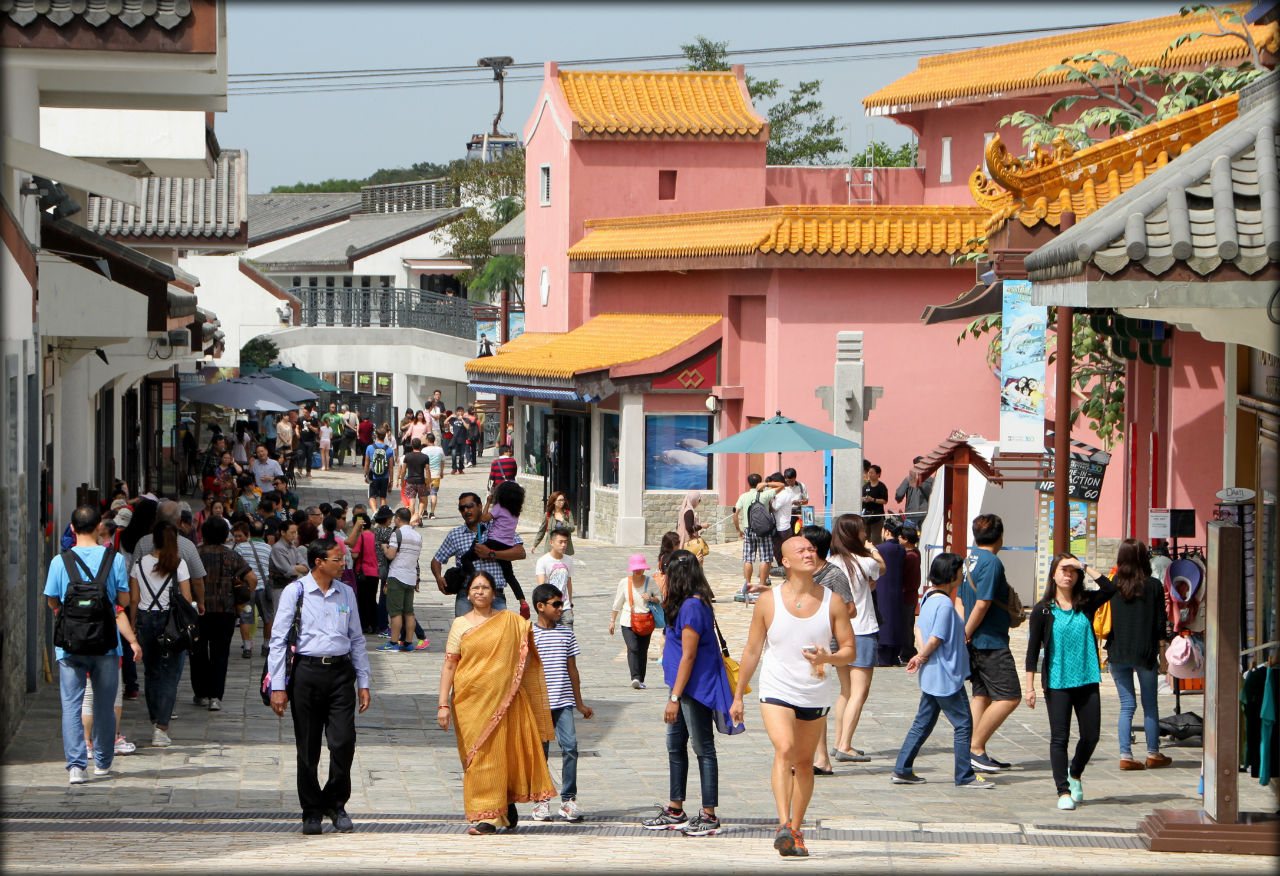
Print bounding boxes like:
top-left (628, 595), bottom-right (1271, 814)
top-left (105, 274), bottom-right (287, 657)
top-left (180, 253), bottom-right (290, 368)
top-left (352, 227), bottom-right (456, 285)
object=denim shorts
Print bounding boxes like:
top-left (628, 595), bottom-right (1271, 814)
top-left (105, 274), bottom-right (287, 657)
top-left (852, 633), bottom-right (879, 668)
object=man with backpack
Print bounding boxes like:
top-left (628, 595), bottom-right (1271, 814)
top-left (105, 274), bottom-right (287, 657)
top-left (733, 473), bottom-right (778, 601)
top-left (363, 427), bottom-right (395, 512)
top-left (44, 505), bottom-right (142, 785)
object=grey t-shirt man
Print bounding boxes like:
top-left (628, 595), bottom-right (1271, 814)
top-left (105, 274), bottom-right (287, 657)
top-left (131, 533), bottom-right (207, 581)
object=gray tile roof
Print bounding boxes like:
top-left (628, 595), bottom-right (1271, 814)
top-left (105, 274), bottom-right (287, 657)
top-left (86, 148), bottom-right (245, 246)
top-left (246, 192), bottom-right (362, 246)
top-left (489, 209), bottom-right (524, 255)
top-left (2, 0), bottom-right (192, 29)
top-left (250, 207), bottom-right (466, 271)
top-left (1025, 72), bottom-right (1280, 282)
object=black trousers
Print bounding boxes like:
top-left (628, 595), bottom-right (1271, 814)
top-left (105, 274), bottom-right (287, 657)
top-left (289, 659), bottom-right (357, 817)
top-left (355, 574), bottom-right (379, 634)
top-left (1044, 682), bottom-right (1101, 796)
top-left (621, 625), bottom-right (651, 684)
top-left (190, 612), bottom-right (237, 700)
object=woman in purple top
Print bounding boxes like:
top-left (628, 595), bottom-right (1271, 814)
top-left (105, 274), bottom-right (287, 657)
top-left (640, 550), bottom-right (739, 837)
top-left (874, 519), bottom-right (906, 666)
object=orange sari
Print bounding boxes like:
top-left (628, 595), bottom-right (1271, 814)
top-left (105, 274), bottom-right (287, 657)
top-left (451, 611), bottom-right (556, 823)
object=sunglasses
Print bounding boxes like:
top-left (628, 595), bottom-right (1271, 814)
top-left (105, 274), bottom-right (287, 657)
top-left (458, 503), bottom-right (478, 510)
top-left (546, 601), bottom-right (564, 609)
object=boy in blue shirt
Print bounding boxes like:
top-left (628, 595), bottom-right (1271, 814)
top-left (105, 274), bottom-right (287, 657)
top-left (530, 583), bottom-right (593, 822)
top-left (891, 553), bottom-right (994, 789)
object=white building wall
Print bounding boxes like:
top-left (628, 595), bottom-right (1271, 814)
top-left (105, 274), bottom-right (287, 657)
top-left (351, 227), bottom-right (457, 285)
top-left (180, 254), bottom-right (289, 368)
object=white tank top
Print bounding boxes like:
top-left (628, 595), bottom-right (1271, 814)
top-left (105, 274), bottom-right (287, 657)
top-left (758, 585), bottom-right (835, 708)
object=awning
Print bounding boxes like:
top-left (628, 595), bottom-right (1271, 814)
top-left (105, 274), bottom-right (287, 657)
top-left (467, 383), bottom-right (596, 402)
top-left (920, 279), bottom-right (1003, 325)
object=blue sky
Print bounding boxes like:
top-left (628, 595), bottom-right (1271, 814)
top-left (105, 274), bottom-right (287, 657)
top-left (220, 1), bottom-right (1172, 192)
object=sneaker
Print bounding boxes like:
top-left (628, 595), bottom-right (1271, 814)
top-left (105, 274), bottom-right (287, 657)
top-left (325, 808), bottom-right (353, 833)
top-left (790, 828), bottom-right (809, 857)
top-left (983, 752), bottom-right (1012, 769)
top-left (1057, 794), bottom-right (1076, 810)
top-left (399, 643), bottom-right (413, 652)
top-left (192, 696), bottom-right (209, 707)
top-left (114, 736), bottom-right (136, 756)
top-left (958, 778), bottom-right (995, 789)
top-left (68, 766), bottom-right (88, 784)
top-left (93, 766), bottom-right (111, 777)
top-left (377, 629), bottom-right (391, 639)
top-left (1067, 776), bottom-right (1084, 802)
top-left (641, 806), bottom-right (687, 830)
top-left (302, 815), bottom-right (323, 835)
top-left (376, 642), bottom-right (403, 651)
top-left (241, 645), bottom-right (252, 659)
top-left (207, 698), bottom-right (222, 712)
top-left (681, 810), bottom-right (721, 836)
top-left (891, 772), bottom-right (927, 785)
top-left (558, 799), bottom-right (585, 822)
top-left (970, 752), bottom-right (1006, 773)
top-left (123, 688), bottom-right (139, 700)
top-left (1146, 752), bottom-right (1172, 768)
top-left (413, 639), bottom-right (430, 651)
top-left (630, 679), bottom-right (642, 689)
top-left (773, 822), bottom-right (795, 855)
top-left (531, 801), bottom-right (552, 822)
top-left (151, 728), bottom-right (171, 748)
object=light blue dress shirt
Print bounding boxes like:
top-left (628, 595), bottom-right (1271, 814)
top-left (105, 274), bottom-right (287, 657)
top-left (268, 573), bottom-right (370, 690)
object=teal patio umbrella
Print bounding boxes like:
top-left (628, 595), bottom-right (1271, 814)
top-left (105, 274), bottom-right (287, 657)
top-left (263, 365), bottom-right (340, 393)
top-left (239, 371), bottom-right (317, 404)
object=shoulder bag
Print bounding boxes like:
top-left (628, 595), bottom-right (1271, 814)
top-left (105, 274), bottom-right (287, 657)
top-left (628, 579), bottom-right (655, 636)
top-left (156, 570), bottom-right (200, 652)
top-left (713, 616), bottom-right (750, 696)
top-left (964, 556), bottom-right (1025, 628)
top-left (260, 584), bottom-right (306, 706)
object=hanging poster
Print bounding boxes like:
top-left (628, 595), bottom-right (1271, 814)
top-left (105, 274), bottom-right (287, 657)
top-left (475, 312), bottom-right (526, 356)
top-left (338, 372), bottom-right (355, 392)
top-left (999, 279), bottom-right (1046, 449)
top-left (355, 372), bottom-right (373, 394)
top-left (374, 373), bottom-right (392, 397)
top-left (1035, 494), bottom-right (1097, 582)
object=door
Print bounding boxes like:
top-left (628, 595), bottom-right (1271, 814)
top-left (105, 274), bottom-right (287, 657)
top-left (549, 411), bottom-right (591, 539)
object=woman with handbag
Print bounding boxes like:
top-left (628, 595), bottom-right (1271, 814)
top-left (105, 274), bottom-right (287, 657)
top-left (531, 492), bottom-right (575, 556)
top-left (129, 521), bottom-right (194, 748)
top-left (827, 514), bottom-right (885, 762)
top-left (1104, 539), bottom-right (1171, 771)
top-left (193, 518), bottom-right (255, 712)
top-left (676, 491), bottom-right (708, 563)
top-left (1023, 554), bottom-right (1117, 810)
top-left (640, 549), bottom-right (736, 837)
top-left (348, 512), bottom-right (381, 634)
top-left (609, 554), bottom-right (662, 689)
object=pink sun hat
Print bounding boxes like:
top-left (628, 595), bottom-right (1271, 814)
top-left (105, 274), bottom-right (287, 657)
top-left (628, 553), bottom-right (650, 572)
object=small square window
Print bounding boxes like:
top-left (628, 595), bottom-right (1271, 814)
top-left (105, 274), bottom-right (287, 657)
top-left (539, 164), bottom-right (551, 206)
top-left (658, 169), bottom-right (677, 200)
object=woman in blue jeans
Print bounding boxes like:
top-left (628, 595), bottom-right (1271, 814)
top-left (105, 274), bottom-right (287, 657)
top-left (1103, 539), bottom-right (1172, 771)
top-left (641, 550), bottom-right (737, 837)
top-left (130, 521), bottom-right (194, 748)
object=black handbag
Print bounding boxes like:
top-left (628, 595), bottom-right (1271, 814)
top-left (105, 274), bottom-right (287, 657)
top-left (157, 574), bottom-right (200, 652)
top-left (443, 532), bottom-right (482, 596)
top-left (260, 585), bottom-right (305, 707)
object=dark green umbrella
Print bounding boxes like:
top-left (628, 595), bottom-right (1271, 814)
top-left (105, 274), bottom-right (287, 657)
top-left (262, 365), bottom-right (339, 392)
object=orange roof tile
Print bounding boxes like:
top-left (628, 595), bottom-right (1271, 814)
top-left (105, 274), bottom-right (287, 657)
top-left (864, 5), bottom-right (1275, 113)
top-left (558, 69), bottom-right (766, 138)
top-left (466, 313), bottom-right (722, 380)
top-left (971, 92), bottom-right (1241, 234)
top-left (488, 331), bottom-right (560, 356)
top-left (567, 205), bottom-right (989, 261)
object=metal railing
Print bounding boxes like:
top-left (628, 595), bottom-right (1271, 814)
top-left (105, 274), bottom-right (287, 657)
top-left (290, 287), bottom-right (476, 340)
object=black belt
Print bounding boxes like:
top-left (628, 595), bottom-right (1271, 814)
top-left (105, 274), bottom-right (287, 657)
top-left (295, 653), bottom-right (351, 666)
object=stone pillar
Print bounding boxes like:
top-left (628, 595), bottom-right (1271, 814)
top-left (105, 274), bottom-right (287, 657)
top-left (831, 332), bottom-right (866, 516)
top-left (615, 392), bottom-right (646, 544)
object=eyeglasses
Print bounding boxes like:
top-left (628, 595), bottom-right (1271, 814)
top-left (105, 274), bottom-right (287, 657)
top-left (321, 556), bottom-right (343, 563)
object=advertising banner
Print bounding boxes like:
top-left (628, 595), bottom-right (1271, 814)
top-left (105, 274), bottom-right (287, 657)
top-left (475, 311), bottom-right (526, 356)
top-left (999, 279), bottom-right (1046, 449)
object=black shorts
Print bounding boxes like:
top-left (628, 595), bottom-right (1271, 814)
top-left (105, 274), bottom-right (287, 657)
top-left (368, 478), bottom-right (389, 499)
top-left (967, 645), bottom-right (1021, 701)
top-left (760, 697), bottom-right (830, 722)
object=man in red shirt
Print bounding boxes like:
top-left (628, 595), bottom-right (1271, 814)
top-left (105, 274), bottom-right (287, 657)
top-left (356, 414), bottom-right (375, 458)
top-left (487, 444), bottom-right (518, 491)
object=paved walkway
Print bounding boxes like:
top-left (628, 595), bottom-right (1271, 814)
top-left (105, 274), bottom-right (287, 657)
top-left (3, 462), bottom-right (1275, 871)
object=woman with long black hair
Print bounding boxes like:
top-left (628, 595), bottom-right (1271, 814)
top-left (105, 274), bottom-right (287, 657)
top-left (130, 521), bottom-right (194, 747)
top-left (1023, 554), bottom-right (1116, 810)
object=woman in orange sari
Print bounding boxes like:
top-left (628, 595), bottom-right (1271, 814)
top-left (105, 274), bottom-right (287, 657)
top-left (437, 571), bottom-right (556, 834)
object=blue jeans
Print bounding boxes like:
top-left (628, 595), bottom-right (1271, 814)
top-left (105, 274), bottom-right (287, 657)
top-left (894, 688), bottom-right (976, 785)
top-left (667, 693), bottom-right (718, 808)
top-left (452, 445), bottom-right (467, 472)
top-left (542, 707), bottom-right (579, 801)
top-left (138, 611), bottom-right (184, 730)
top-left (453, 588), bottom-right (506, 617)
top-left (58, 654), bottom-right (118, 770)
top-left (1110, 663), bottom-right (1161, 756)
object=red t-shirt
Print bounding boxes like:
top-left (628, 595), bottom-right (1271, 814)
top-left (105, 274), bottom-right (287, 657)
top-left (488, 456), bottom-right (517, 483)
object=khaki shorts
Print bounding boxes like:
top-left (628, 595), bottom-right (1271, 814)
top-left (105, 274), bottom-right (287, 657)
top-left (386, 577), bottom-right (416, 617)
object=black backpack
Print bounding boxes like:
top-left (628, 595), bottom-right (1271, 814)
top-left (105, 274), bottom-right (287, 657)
top-left (54, 548), bottom-right (119, 656)
top-left (746, 490), bottom-right (775, 537)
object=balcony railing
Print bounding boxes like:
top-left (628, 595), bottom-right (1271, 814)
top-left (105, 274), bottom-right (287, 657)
top-left (290, 287), bottom-right (476, 340)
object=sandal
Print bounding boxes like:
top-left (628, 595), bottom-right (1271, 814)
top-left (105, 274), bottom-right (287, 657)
top-left (467, 822), bottom-right (497, 835)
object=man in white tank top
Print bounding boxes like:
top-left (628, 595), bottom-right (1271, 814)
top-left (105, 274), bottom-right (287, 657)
top-left (731, 536), bottom-right (856, 858)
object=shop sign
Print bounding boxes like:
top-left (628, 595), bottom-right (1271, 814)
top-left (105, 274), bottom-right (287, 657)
top-left (1215, 486), bottom-right (1256, 504)
top-left (1036, 447), bottom-right (1108, 502)
top-left (1149, 508), bottom-right (1171, 538)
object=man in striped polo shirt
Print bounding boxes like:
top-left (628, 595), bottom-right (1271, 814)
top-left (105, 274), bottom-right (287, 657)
top-left (530, 583), bottom-right (593, 823)
top-left (487, 444), bottom-right (518, 492)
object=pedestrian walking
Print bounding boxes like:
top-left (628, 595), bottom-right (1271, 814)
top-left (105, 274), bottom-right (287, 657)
top-left (421, 433), bottom-right (445, 520)
top-left (826, 514), bottom-right (884, 761)
top-left (531, 491), bottom-right (575, 555)
top-left (347, 512), bottom-right (381, 635)
top-left (899, 524), bottom-right (922, 662)
top-left (535, 530), bottom-right (575, 627)
top-left (1104, 539), bottom-right (1172, 771)
top-left (641, 549), bottom-right (736, 837)
top-left (437, 571), bottom-right (556, 835)
top-left (377, 507), bottom-right (427, 653)
top-left (609, 554), bottom-right (663, 689)
top-left (530, 583), bottom-right (593, 823)
top-left (798, 524), bottom-right (855, 776)
top-left (130, 521), bottom-right (196, 748)
top-left (431, 492), bottom-right (525, 617)
top-left (874, 518), bottom-right (906, 666)
top-left (731, 536), bottom-right (855, 857)
top-left (732, 473), bottom-right (776, 600)
top-left (1024, 554), bottom-right (1117, 810)
top-left (297, 415), bottom-right (318, 478)
top-left (487, 443), bottom-right (518, 489)
top-left (676, 490), bottom-right (707, 561)
top-left (891, 553), bottom-right (994, 789)
top-left (232, 520), bottom-right (273, 657)
top-left (861, 464), bottom-right (888, 543)
top-left (193, 518), bottom-right (255, 711)
top-left (363, 427), bottom-right (394, 512)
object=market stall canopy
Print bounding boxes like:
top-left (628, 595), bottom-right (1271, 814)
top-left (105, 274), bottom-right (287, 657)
top-left (180, 378), bottom-right (296, 412)
top-left (257, 365), bottom-right (340, 392)
top-left (238, 371), bottom-right (317, 403)
top-left (698, 411), bottom-right (859, 455)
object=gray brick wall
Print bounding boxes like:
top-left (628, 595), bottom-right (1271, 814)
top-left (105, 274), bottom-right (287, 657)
top-left (640, 491), bottom-right (734, 546)
top-left (0, 475), bottom-right (34, 751)
top-left (591, 487), bottom-right (618, 542)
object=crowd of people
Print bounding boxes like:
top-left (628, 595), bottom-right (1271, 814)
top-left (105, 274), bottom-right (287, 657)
top-left (46, 445), bottom-right (1175, 851)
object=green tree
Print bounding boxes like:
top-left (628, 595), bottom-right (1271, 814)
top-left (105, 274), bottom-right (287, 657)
top-left (849, 140), bottom-right (918, 167)
top-left (467, 196), bottom-right (525, 305)
top-left (240, 336), bottom-right (279, 371)
top-left (270, 159), bottom-right (455, 193)
top-left (682, 36), bottom-right (846, 166)
top-left (435, 152), bottom-right (525, 298)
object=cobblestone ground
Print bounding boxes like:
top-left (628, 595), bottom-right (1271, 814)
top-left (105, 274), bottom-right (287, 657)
top-left (3, 461), bottom-right (1275, 872)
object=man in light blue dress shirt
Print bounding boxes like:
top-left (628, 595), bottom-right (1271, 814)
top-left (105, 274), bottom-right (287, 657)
top-left (268, 538), bottom-right (371, 835)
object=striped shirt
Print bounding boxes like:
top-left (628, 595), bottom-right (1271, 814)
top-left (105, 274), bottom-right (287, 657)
top-left (488, 456), bottom-right (518, 484)
top-left (532, 623), bottom-right (580, 710)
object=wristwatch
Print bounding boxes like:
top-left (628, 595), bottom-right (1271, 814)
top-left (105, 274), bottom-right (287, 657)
top-left (669, 694), bottom-right (679, 703)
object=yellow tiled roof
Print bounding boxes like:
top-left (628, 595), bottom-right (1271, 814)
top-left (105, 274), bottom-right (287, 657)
top-left (558, 69), bottom-right (766, 137)
top-left (466, 313), bottom-right (722, 380)
top-left (864, 5), bottom-right (1276, 111)
top-left (567, 205), bottom-right (989, 261)
top-left (971, 93), bottom-right (1241, 234)
top-left (488, 331), bottom-right (559, 356)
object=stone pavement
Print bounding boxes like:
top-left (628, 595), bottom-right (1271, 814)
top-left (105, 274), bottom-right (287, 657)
top-left (3, 460), bottom-right (1275, 872)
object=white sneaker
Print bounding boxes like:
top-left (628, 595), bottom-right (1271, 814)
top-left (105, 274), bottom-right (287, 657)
top-left (93, 766), bottom-right (111, 777)
top-left (532, 800), bottom-right (552, 821)
top-left (68, 766), bottom-right (88, 785)
top-left (114, 736), bottom-right (136, 755)
top-left (208, 698), bottom-right (222, 712)
top-left (151, 727), bottom-right (172, 748)
top-left (559, 799), bottom-right (585, 822)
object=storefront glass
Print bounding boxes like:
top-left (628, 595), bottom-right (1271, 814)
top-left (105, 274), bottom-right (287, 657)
top-left (644, 414), bottom-right (712, 490)
top-left (522, 405), bottom-right (550, 476)
top-left (600, 413), bottom-right (619, 487)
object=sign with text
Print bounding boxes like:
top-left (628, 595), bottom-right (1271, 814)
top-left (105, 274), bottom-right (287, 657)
top-left (374, 373), bottom-right (392, 397)
top-left (1149, 508), bottom-right (1171, 538)
top-left (1036, 448), bottom-right (1108, 502)
top-left (355, 372), bottom-right (373, 394)
top-left (999, 279), bottom-right (1046, 449)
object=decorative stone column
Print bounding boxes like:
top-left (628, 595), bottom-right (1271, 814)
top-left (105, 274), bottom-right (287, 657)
top-left (615, 392), bottom-right (646, 543)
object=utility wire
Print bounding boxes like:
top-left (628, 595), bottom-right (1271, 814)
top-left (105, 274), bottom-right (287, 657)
top-left (227, 21), bottom-right (1121, 85)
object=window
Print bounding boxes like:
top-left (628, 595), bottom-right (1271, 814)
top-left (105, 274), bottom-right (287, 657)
top-left (600, 413), bottom-right (620, 487)
top-left (523, 405), bottom-right (549, 475)
top-left (539, 267), bottom-right (550, 306)
top-left (982, 132), bottom-right (994, 176)
top-left (658, 169), bottom-right (677, 200)
top-left (939, 137), bottom-right (952, 183)
top-left (644, 414), bottom-right (712, 490)
top-left (539, 164), bottom-right (551, 206)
